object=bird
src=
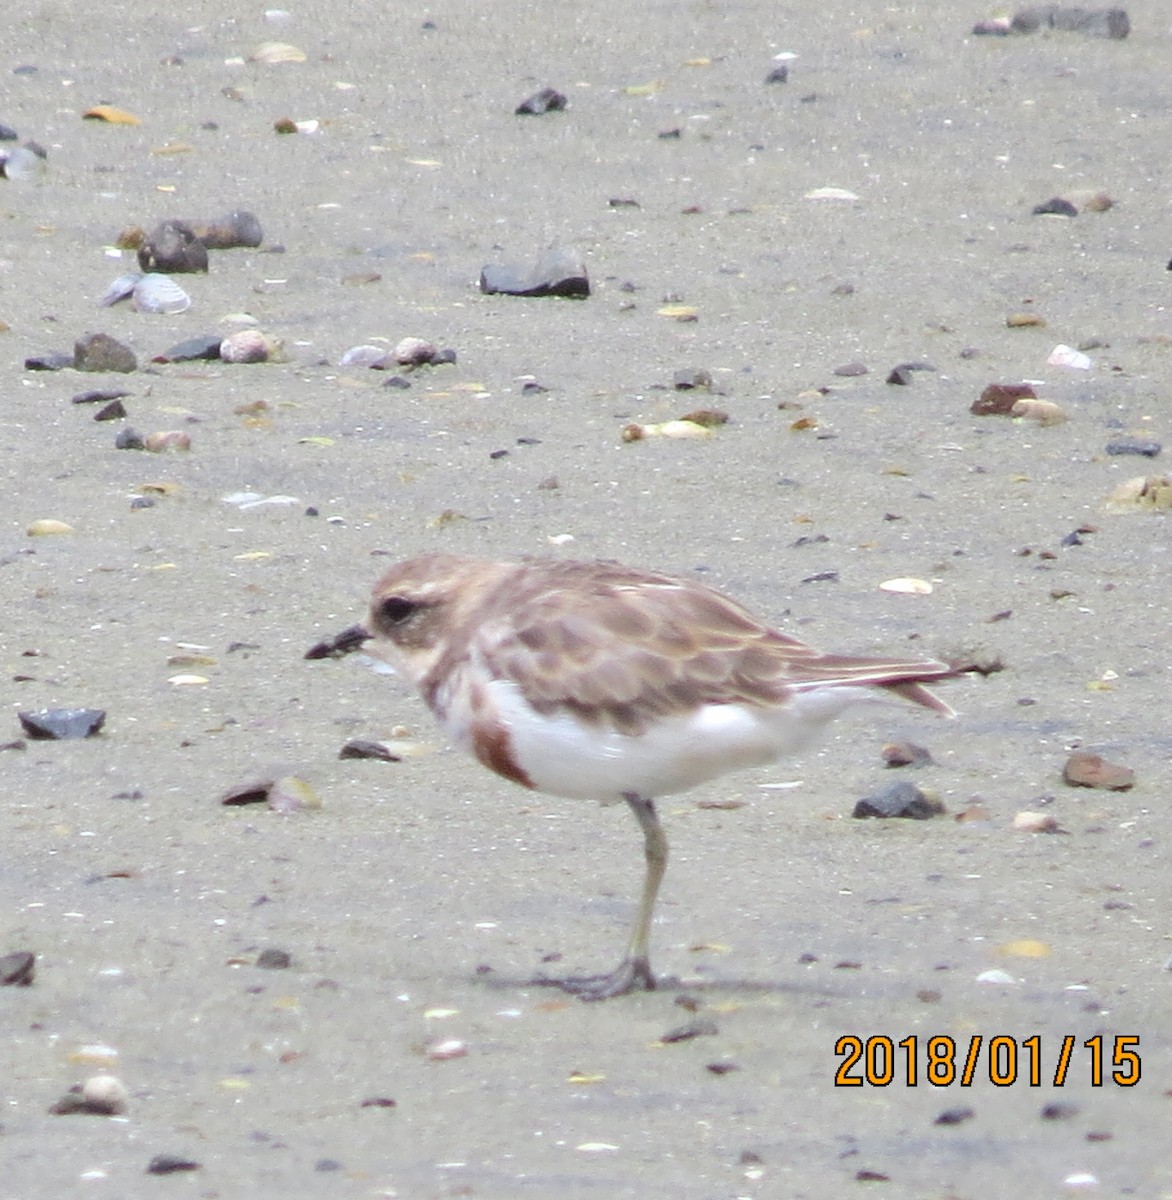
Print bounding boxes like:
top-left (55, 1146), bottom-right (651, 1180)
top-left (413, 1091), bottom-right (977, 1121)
top-left (331, 552), bottom-right (957, 1000)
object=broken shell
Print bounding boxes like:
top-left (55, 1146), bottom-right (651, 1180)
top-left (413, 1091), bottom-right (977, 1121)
top-left (132, 273), bottom-right (191, 314)
top-left (220, 328), bottom-right (281, 363)
top-left (98, 272), bottom-right (143, 308)
top-left (249, 41), bottom-right (307, 63)
top-left (83, 105), bottom-right (142, 125)
top-left (426, 1039), bottom-right (468, 1061)
top-left (1010, 397), bottom-right (1068, 426)
top-left (143, 431), bottom-right (191, 453)
top-left (1105, 475), bottom-right (1172, 513)
top-left (878, 577), bottom-right (933, 595)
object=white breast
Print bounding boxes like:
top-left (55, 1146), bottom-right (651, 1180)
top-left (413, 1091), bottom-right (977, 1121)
top-left (480, 677), bottom-right (883, 802)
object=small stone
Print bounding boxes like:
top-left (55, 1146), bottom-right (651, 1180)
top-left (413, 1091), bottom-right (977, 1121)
top-left (480, 246), bottom-right (589, 298)
top-left (18, 708), bottom-right (106, 739)
top-left (1006, 312), bottom-right (1046, 328)
top-left (971, 382), bottom-right (1036, 415)
top-left (50, 1075), bottom-right (129, 1116)
top-left (0, 950), bottom-right (35, 985)
top-left (1041, 1101), bottom-right (1080, 1121)
top-left (146, 1155), bottom-right (201, 1175)
top-left (934, 1106), bottom-right (975, 1126)
top-left (143, 430), bottom-right (191, 453)
top-left (394, 336), bottom-right (440, 366)
top-left (660, 1018), bottom-right (718, 1044)
top-left (764, 62), bottom-right (788, 84)
top-left (339, 739), bottom-right (402, 762)
top-left (72, 388), bottom-right (129, 405)
top-left (24, 351), bottom-right (75, 371)
top-left (1032, 197), bottom-right (1079, 217)
top-left (256, 947), bottom-right (291, 969)
top-left (832, 361), bottom-right (868, 377)
top-left (881, 741), bottom-right (933, 768)
top-left (152, 333), bottom-right (224, 363)
top-left (94, 399), bottom-right (127, 421)
top-left (853, 781), bottom-right (943, 820)
top-left (1105, 438), bottom-right (1161, 458)
top-left (74, 333), bottom-right (136, 373)
top-left (515, 87), bottom-right (567, 115)
top-left (1062, 751), bottom-right (1135, 791)
top-left (115, 427), bottom-right (146, 450)
top-left (673, 368), bottom-right (713, 391)
top-left (138, 220), bottom-right (208, 273)
top-left (1011, 397), bottom-right (1068, 426)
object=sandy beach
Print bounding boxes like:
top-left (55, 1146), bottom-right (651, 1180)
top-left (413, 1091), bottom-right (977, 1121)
top-left (2, 1), bottom-right (1171, 1195)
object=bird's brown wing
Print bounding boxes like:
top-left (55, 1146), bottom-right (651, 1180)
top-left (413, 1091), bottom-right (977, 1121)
top-left (475, 562), bottom-right (951, 735)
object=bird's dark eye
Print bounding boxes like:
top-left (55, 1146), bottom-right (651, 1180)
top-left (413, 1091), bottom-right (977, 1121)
top-left (378, 595), bottom-right (418, 626)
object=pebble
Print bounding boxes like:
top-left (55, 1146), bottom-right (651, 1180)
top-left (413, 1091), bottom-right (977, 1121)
top-left (138, 220), bottom-right (209, 273)
top-left (1105, 438), bottom-right (1161, 458)
top-left (18, 708), bottom-right (106, 739)
top-left (515, 87), bottom-right (567, 115)
top-left (51, 1074), bottom-right (129, 1116)
top-left (881, 741), bottom-right (933, 768)
top-left (146, 1155), bottom-right (201, 1175)
top-left (852, 781), bottom-right (943, 820)
top-left (74, 332), bottom-right (136, 373)
top-left (338, 739), bottom-right (402, 761)
top-left (0, 950), bottom-right (35, 985)
top-left (1011, 397), bottom-right (1068, 426)
top-left (480, 246), bottom-right (589, 298)
top-left (220, 328), bottom-right (281, 363)
top-left (673, 368), bottom-right (714, 391)
top-left (143, 431), bottom-right (191, 453)
top-left (660, 1018), bottom-right (718, 1044)
top-left (971, 382), bottom-right (1036, 415)
top-left (94, 399), bottom-right (126, 421)
top-left (72, 387), bottom-right (129, 405)
top-left (1062, 751), bottom-right (1135, 791)
top-left (153, 333), bottom-right (224, 363)
top-left (256, 947), bottom-right (292, 969)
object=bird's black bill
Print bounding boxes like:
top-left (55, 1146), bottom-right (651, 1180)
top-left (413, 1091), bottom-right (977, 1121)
top-left (303, 624), bottom-right (371, 660)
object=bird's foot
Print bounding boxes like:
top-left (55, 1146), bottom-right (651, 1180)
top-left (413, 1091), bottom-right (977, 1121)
top-left (532, 956), bottom-right (656, 1000)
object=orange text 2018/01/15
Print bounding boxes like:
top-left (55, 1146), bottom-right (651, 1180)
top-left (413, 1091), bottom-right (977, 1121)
top-left (833, 1034), bottom-right (1141, 1087)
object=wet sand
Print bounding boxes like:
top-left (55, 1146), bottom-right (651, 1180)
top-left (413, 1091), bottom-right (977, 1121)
top-left (3, 1), bottom-right (1171, 1195)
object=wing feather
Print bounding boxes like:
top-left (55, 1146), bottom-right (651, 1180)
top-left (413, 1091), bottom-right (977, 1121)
top-left (467, 561), bottom-right (950, 734)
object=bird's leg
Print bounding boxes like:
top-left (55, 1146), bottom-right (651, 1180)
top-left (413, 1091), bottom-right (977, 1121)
top-left (548, 793), bottom-right (668, 1000)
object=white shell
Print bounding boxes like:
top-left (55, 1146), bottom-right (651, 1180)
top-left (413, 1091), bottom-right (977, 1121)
top-left (878, 577), bottom-right (933, 595)
top-left (1046, 343), bottom-right (1092, 370)
top-left (133, 273), bottom-right (191, 314)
